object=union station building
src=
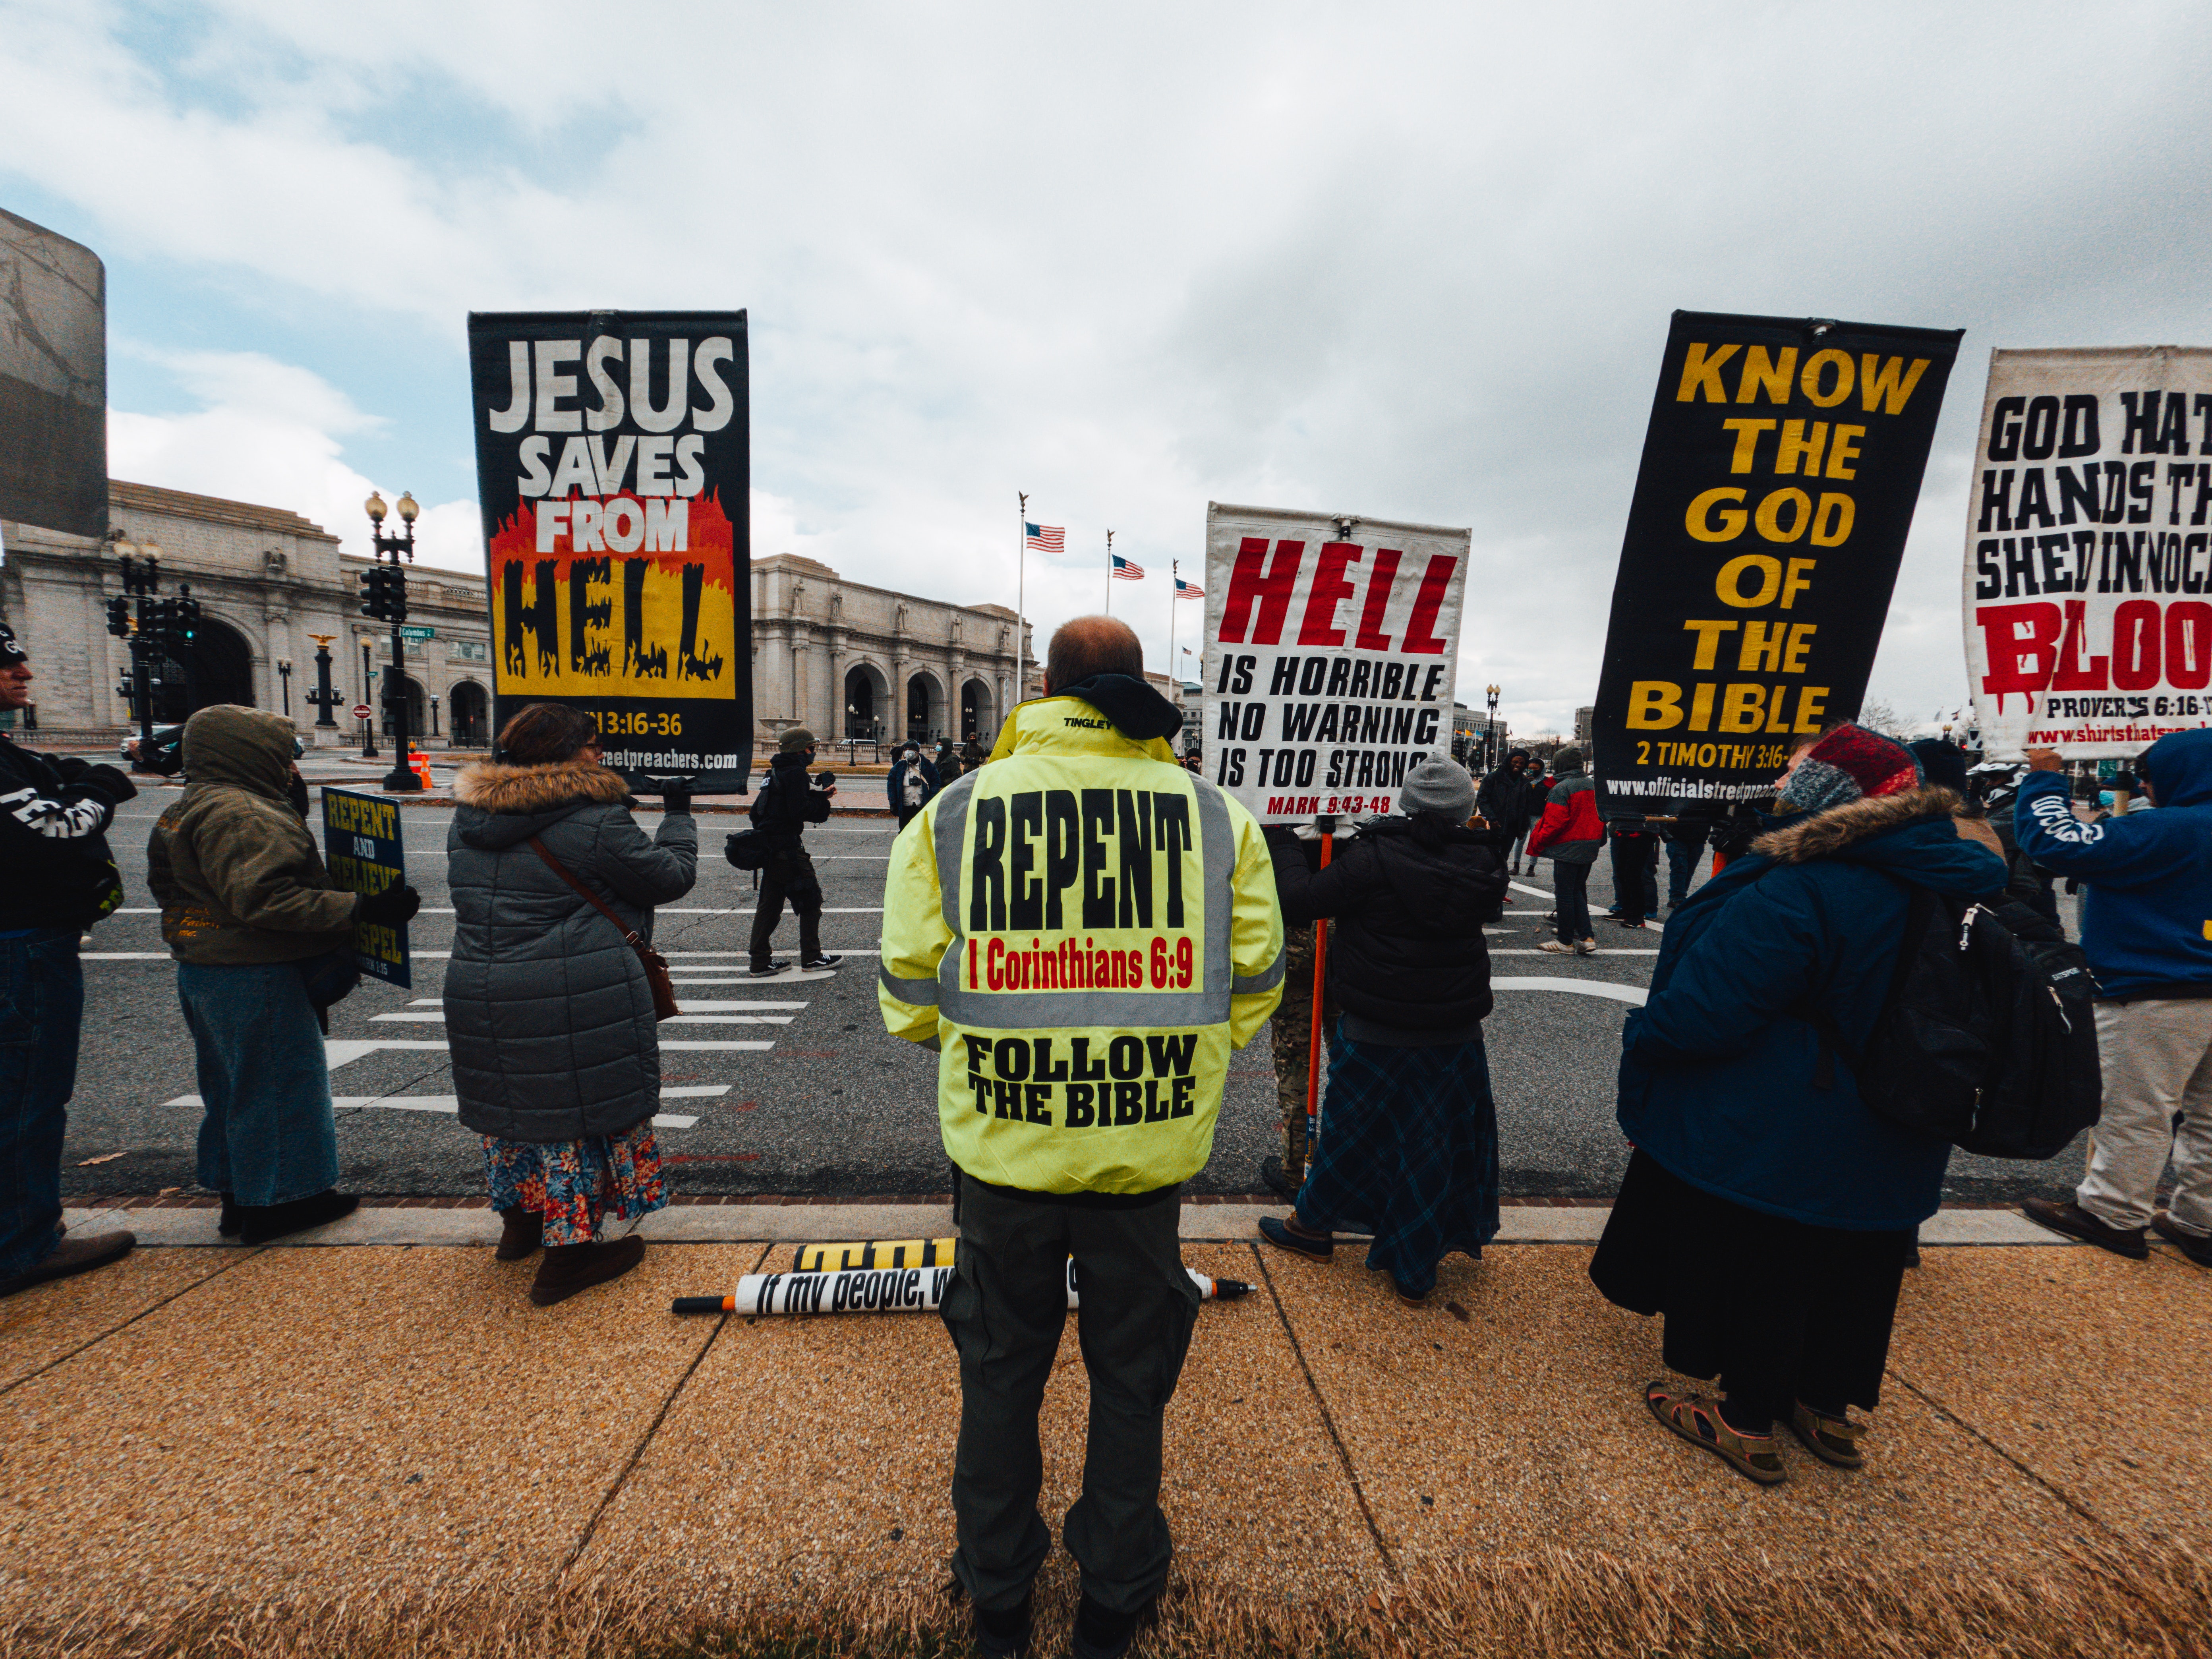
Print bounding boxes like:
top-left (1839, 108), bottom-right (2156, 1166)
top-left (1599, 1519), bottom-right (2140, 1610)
top-left (1, 483), bottom-right (1032, 750)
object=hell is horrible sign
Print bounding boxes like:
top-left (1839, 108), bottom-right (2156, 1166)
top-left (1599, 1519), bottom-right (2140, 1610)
top-left (467, 311), bottom-right (752, 793)
top-left (1591, 312), bottom-right (1960, 804)
top-left (1963, 346), bottom-right (2212, 758)
top-left (1202, 503), bottom-right (1470, 824)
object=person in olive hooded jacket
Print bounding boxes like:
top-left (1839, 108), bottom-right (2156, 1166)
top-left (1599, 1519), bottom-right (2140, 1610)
top-left (1591, 723), bottom-right (2004, 1487)
top-left (148, 706), bottom-right (420, 1245)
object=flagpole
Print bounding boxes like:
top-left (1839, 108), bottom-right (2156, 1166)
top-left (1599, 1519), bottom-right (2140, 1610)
top-left (1105, 529), bottom-right (1114, 617)
top-left (1017, 491), bottom-right (1028, 701)
top-left (1169, 559), bottom-right (1178, 695)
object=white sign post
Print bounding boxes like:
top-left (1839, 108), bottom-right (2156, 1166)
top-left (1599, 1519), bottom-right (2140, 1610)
top-left (1202, 503), bottom-right (1471, 824)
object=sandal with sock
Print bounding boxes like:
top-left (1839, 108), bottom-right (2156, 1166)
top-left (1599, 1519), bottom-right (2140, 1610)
top-left (1644, 1381), bottom-right (1787, 1485)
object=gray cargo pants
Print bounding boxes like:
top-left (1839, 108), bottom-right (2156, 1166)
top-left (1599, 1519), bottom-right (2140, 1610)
top-left (941, 1176), bottom-right (1200, 1615)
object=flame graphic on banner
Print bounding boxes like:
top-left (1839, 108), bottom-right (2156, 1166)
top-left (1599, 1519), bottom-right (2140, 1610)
top-left (488, 490), bottom-right (738, 698)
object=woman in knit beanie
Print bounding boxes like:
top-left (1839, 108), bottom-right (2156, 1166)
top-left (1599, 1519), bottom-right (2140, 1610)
top-left (1257, 754), bottom-right (1512, 1304)
top-left (1589, 722), bottom-right (2006, 1485)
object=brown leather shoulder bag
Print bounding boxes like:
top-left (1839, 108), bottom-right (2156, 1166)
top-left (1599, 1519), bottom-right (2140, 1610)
top-left (526, 835), bottom-right (681, 1021)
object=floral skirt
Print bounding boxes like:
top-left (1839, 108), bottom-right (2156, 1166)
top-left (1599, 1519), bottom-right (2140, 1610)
top-left (482, 1121), bottom-right (669, 1246)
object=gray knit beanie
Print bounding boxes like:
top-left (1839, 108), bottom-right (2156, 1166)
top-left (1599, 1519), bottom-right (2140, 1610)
top-left (1399, 752), bottom-right (1476, 820)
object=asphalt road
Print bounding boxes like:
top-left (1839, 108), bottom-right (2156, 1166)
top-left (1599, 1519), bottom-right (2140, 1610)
top-left (58, 762), bottom-right (2084, 1205)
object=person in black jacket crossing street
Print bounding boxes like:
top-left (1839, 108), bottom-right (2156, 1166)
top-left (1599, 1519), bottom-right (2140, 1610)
top-left (0, 625), bottom-right (141, 1298)
top-left (748, 728), bottom-right (840, 976)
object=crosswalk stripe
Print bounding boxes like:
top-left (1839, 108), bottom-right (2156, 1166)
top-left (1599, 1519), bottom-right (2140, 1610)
top-left (161, 1092), bottom-right (700, 1129)
top-left (368, 1011), bottom-right (793, 1025)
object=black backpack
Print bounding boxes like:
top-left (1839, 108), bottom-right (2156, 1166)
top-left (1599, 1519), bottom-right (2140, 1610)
top-left (1792, 884), bottom-right (2102, 1159)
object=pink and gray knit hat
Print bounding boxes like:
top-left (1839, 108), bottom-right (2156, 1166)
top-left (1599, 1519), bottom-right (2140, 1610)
top-left (1776, 723), bottom-right (1921, 816)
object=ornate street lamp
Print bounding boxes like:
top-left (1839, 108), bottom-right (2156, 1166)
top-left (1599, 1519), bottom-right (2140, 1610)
top-left (360, 490), bottom-right (422, 789)
top-left (1484, 683), bottom-right (1501, 772)
top-left (276, 658), bottom-right (293, 719)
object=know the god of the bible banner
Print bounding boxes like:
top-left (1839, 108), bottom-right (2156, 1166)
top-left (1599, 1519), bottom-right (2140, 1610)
top-left (467, 311), bottom-right (752, 793)
top-left (1963, 346), bottom-right (2212, 759)
top-left (1202, 503), bottom-right (1471, 825)
top-left (1591, 311), bottom-right (1960, 805)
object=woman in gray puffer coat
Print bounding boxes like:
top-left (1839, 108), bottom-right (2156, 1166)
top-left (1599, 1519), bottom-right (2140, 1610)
top-left (446, 702), bottom-right (697, 1304)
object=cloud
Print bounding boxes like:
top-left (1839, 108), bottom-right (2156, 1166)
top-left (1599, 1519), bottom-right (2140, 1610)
top-left (17, 0), bottom-right (2212, 739)
top-left (105, 346), bottom-right (481, 567)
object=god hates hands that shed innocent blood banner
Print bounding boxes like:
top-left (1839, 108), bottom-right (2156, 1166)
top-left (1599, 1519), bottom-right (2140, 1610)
top-left (1591, 311), bottom-right (1960, 806)
top-left (1963, 346), bottom-right (2212, 760)
top-left (468, 311), bottom-right (751, 794)
top-left (1203, 503), bottom-right (1470, 825)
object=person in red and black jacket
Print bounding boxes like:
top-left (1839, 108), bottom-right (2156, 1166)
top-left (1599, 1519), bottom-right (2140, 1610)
top-left (0, 625), bottom-right (141, 1299)
top-left (1525, 746), bottom-right (1603, 954)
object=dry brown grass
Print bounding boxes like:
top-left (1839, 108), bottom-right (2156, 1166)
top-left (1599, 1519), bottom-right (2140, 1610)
top-left (3, 1542), bottom-right (2207, 1659)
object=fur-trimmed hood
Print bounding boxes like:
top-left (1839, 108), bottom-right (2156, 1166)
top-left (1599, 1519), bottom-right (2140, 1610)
top-left (1749, 785), bottom-right (1961, 865)
top-left (452, 759), bottom-right (632, 851)
top-left (454, 759), bottom-right (630, 814)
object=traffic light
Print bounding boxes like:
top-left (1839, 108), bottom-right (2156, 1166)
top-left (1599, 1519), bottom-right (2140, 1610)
top-left (106, 596), bottom-right (131, 638)
top-left (357, 563), bottom-right (408, 623)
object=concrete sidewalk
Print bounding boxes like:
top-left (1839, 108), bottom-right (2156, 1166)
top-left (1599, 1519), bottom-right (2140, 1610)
top-left (2, 1212), bottom-right (2207, 1657)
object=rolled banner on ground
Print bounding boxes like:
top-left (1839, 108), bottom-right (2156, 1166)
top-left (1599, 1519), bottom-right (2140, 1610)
top-left (791, 1237), bottom-right (957, 1272)
top-left (673, 1258), bottom-right (1249, 1317)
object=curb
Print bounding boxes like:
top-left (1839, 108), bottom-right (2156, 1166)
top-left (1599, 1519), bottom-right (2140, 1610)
top-left (63, 1203), bottom-right (2082, 1251)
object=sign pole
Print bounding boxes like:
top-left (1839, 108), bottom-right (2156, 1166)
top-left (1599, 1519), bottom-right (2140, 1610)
top-left (1017, 491), bottom-right (1028, 697)
top-left (1304, 826), bottom-right (1333, 1154)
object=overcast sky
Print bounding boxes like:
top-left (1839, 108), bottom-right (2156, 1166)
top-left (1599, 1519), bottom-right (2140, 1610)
top-left (6, 0), bottom-right (2209, 739)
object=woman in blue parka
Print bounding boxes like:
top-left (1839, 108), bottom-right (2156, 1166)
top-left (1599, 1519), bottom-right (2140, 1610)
top-left (1590, 722), bottom-right (2005, 1486)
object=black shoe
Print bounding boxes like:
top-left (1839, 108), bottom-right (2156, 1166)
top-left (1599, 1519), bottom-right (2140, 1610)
top-left (0, 1230), bottom-right (135, 1299)
top-left (800, 954), bottom-right (843, 971)
top-left (1258, 1214), bottom-right (1333, 1260)
top-left (2153, 1212), bottom-right (2212, 1267)
top-left (529, 1234), bottom-right (646, 1306)
top-left (1071, 1593), bottom-right (1157, 1659)
top-left (1260, 1155), bottom-right (1302, 1201)
top-left (973, 1590), bottom-right (1034, 1659)
top-left (748, 959), bottom-right (789, 977)
top-left (2021, 1197), bottom-right (2150, 1260)
top-left (236, 1190), bottom-right (360, 1247)
top-left (218, 1193), bottom-right (241, 1237)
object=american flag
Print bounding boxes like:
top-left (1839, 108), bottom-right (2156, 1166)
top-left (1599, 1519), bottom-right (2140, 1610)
top-left (1024, 522), bottom-right (1064, 554)
top-left (1111, 552), bottom-right (1145, 582)
top-left (1174, 574), bottom-right (1202, 599)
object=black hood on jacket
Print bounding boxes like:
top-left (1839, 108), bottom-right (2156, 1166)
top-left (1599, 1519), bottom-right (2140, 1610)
top-left (1274, 816), bottom-right (1509, 1030)
top-left (1054, 674), bottom-right (1183, 742)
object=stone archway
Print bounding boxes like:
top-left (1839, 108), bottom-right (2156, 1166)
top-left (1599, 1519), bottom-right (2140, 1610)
top-left (906, 670), bottom-right (944, 742)
top-left (961, 677), bottom-right (995, 742)
top-left (153, 615), bottom-right (257, 721)
top-left (382, 674), bottom-right (427, 737)
top-left (449, 680), bottom-right (489, 747)
top-left (845, 662), bottom-right (890, 740)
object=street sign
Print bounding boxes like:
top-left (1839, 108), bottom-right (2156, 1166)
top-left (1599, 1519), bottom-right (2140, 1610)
top-left (352, 702), bottom-right (373, 719)
top-left (399, 625), bottom-right (436, 641)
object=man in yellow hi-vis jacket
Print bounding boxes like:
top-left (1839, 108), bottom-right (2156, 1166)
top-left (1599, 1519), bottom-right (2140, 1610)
top-left (880, 616), bottom-right (1282, 1659)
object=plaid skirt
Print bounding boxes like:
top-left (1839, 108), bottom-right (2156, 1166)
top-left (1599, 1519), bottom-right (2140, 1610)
top-left (1294, 1027), bottom-right (1501, 1297)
